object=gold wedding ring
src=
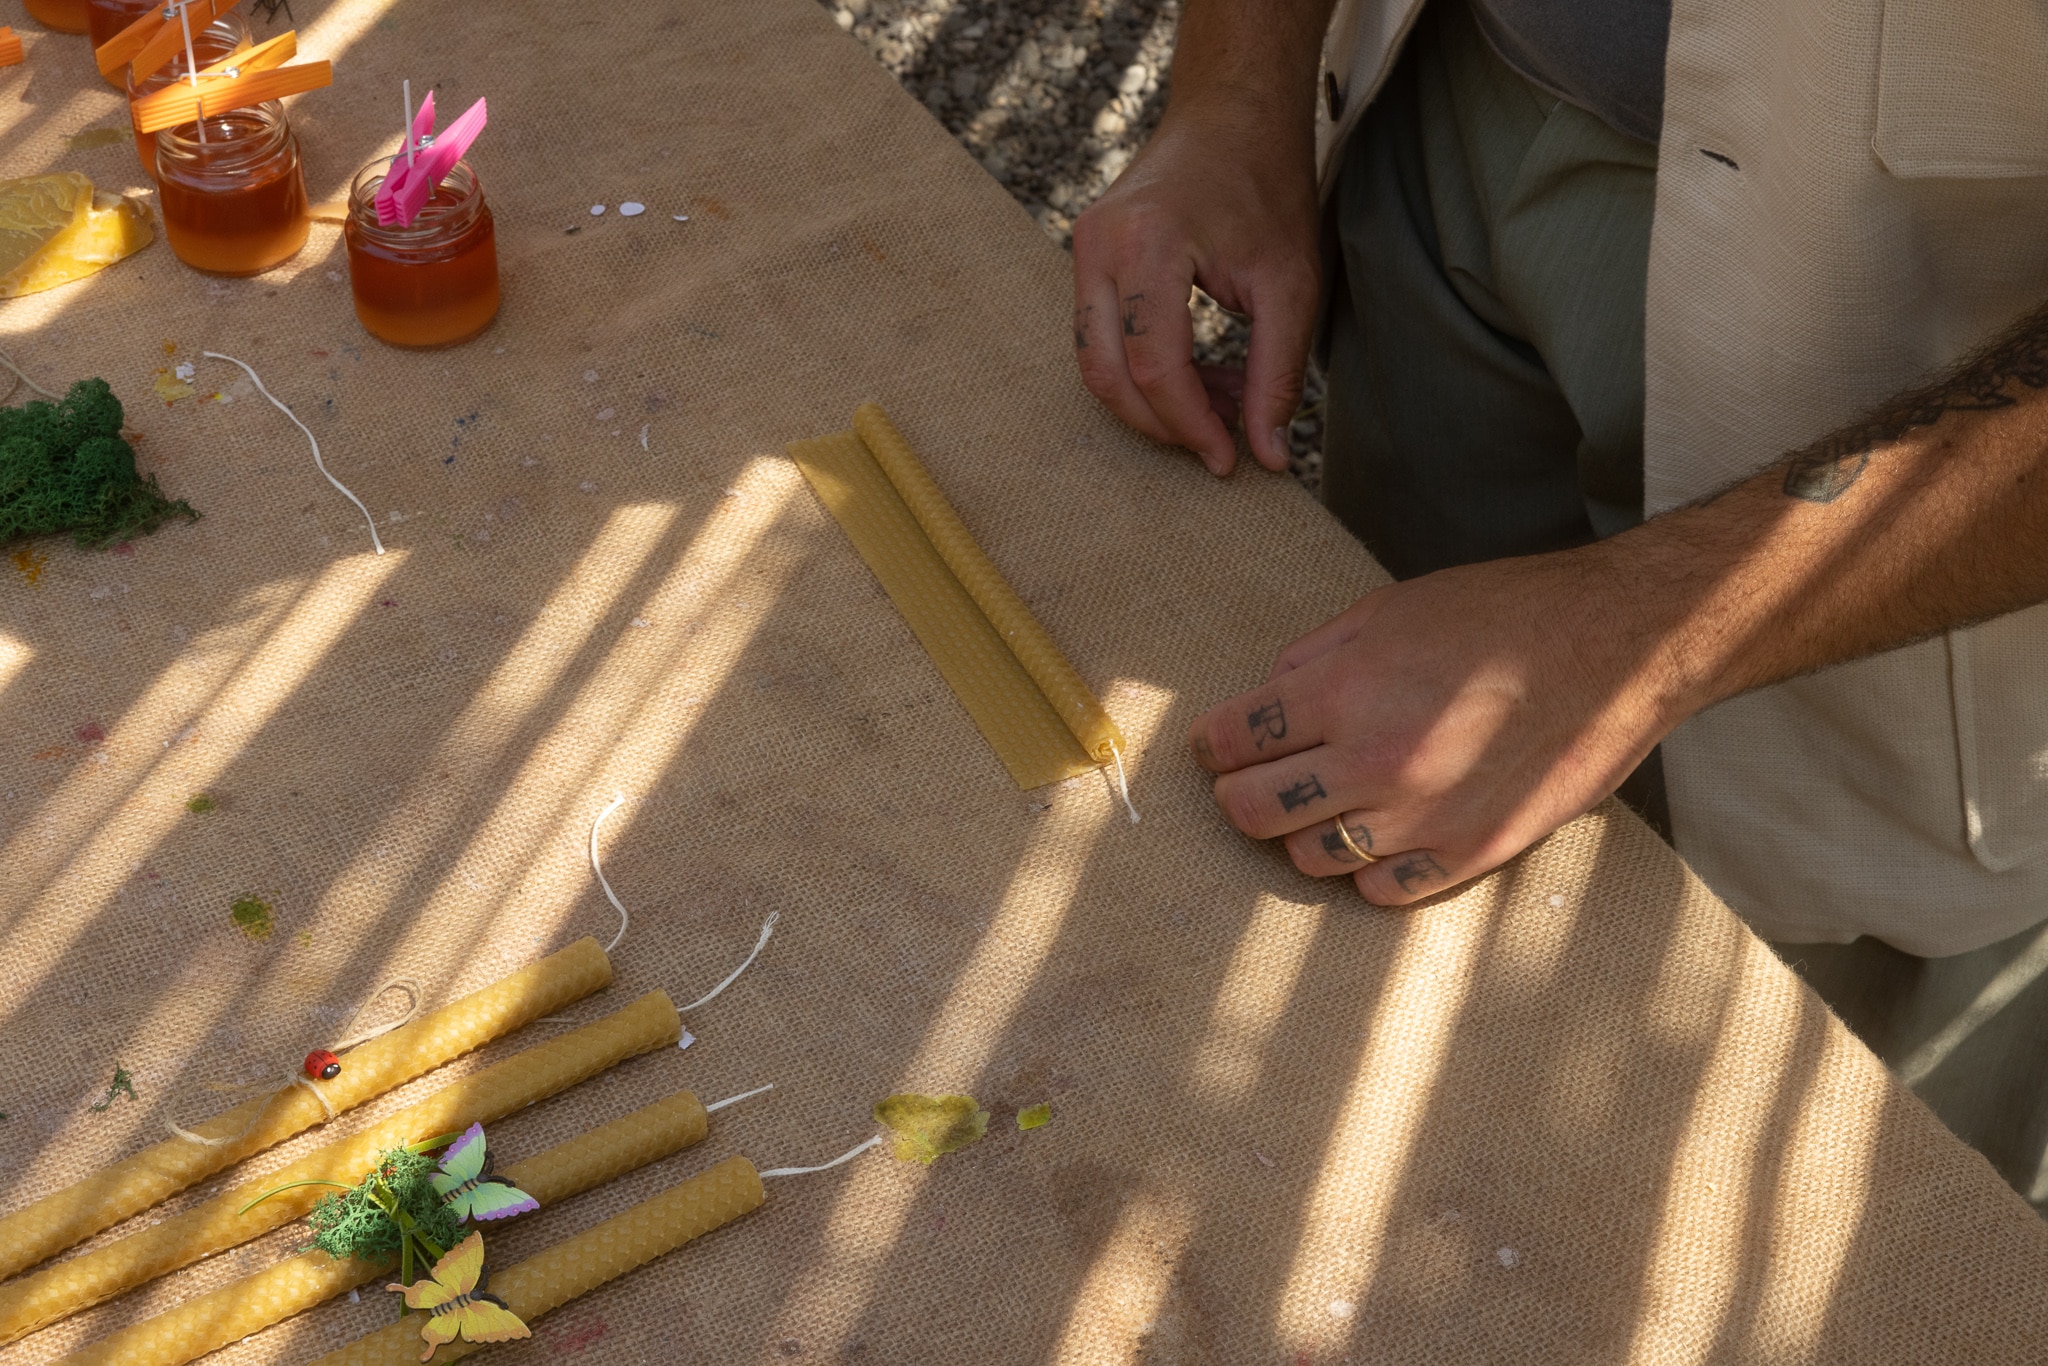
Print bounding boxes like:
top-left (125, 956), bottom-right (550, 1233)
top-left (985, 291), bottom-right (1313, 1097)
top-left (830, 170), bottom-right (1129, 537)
top-left (1331, 818), bottom-right (1376, 865)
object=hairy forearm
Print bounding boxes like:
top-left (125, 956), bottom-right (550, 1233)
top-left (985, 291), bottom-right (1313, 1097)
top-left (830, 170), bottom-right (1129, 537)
top-left (1610, 303), bottom-right (2048, 722)
top-left (1166, 0), bottom-right (1334, 129)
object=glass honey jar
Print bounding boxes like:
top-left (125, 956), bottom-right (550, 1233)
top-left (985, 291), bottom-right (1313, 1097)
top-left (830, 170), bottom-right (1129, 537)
top-left (21, 0), bottom-right (89, 34)
top-left (86, 0), bottom-right (156, 83)
top-left (154, 100), bottom-right (311, 276)
top-left (344, 159), bottom-right (501, 348)
top-left (125, 13), bottom-right (251, 173)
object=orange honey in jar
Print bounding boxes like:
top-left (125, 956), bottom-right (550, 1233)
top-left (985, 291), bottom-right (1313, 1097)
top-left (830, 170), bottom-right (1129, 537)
top-left (126, 14), bottom-right (251, 172)
top-left (22, 0), bottom-right (89, 34)
top-left (86, 0), bottom-right (155, 83)
top-left (344, 159), bottom-right (501, 348)
top-left (155, 100), bottom-right (310, 276)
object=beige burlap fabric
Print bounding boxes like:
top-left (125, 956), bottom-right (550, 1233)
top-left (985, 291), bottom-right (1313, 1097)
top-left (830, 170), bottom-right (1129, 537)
top-left (4, 1), bottom-right (2047, 1361)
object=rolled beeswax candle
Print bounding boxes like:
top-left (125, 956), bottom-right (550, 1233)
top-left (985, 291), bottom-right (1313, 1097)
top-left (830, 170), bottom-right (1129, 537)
top-left (311, 1155), bottom-right (765, 1366)
top-left (0, 938), bottom-right (612, 1283)
top-left (0, 990), bottom-right (679, 1346)
top-left (851, 403), bottom-right (1126, 763)
top-left (57, 1092), bottom-right (712, 1366)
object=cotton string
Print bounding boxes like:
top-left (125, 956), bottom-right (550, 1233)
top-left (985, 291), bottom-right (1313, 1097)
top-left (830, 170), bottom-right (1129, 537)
top-left (590, 792), bottom-right (630, 952)
top-left (704, 1082), bottom-right (774, 1114)
top-left (1108, 742), bottom-right (1140, 825)
top-left (681, 912), bottom-right (778, 1013)
top-left (177, 1), bottom-right (206, 144)
top-left (402, 79), bottom-right (417, 168)
top-left (0, 347), bottom-right (60, 402)
top-left (164, 979), bottom-right (423, 1146)
top-left (759, 1134), bottom-right (882, 1179)
top-left (203, 351), bottom-right (384, 554)
top-left (585, 793), bottom-right (780, 1011)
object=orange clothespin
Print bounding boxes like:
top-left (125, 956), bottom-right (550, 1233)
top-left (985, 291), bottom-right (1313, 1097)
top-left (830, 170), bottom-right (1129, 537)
top-left (131, 34), bottom-right (326, 134)
top-left (96, 0), bottom-right (240, 79)
top-left (126, 0), bottom-right (250, 81)
top-left (1, 26), bottom-right (24, 67)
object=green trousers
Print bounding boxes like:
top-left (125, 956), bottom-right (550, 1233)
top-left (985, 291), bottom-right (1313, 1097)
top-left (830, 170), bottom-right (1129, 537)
top-left (1321, 0), bottom-right (2048, 1213)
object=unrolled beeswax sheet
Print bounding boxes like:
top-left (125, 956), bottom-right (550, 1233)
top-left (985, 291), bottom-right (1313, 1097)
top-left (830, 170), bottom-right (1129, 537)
top-left (788, 421), bottom-right (1097, 787)
top-left (790, 404), bottom-right (1126, 786)
top-left (5, 0), bottom-right (2048, 1361)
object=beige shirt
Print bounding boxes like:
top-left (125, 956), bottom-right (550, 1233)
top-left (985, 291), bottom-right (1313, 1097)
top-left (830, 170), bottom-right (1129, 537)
top-left (1317, 0), bottom-right (2048, 955)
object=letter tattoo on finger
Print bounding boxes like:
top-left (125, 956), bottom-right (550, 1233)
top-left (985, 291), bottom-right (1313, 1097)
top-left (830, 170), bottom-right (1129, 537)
top-left (1246, 700), bottom-right (1286, 749)
top-left (1121, 292), bottom-right (1147, 337)
top-left (1320, 819), bottom-right (1374, 863)
top-left (1073, 304), bottom-right (1093, 350)
top-left (1388, 853), bottom-right (1447, 892)
top-left (1277, 775), bottom-right (1327, 812)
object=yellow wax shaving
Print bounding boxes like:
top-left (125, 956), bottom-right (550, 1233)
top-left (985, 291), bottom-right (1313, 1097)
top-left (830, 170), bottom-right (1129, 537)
top-left (788, 426), bottom-right (1094, 788)
top-left (0, 939), bottom-right (612, 1285)
top-left (0, 174), bottom-right (152, 299)
top-left (874, 1092), bottom-right (990, 1165)
top-left (851, 404), bottom-right (1127, 765)
top-left (311, 1156), bottom-right (767, 1366)
top-left (152, 371), bottom-right (196, 404)
top-left (0, 988), bottom-right (678, 1345)
top-left (1017, 1102), bottom-right (1052, 1131)
top-left (56, 1092), bottom-right (712, 1366)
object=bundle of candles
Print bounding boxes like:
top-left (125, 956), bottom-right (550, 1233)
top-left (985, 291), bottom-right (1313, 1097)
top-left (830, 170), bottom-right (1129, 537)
top-left (0, 921), bottom-right (874, 1365)
top-left (0, 0), bottom-right (505, 345)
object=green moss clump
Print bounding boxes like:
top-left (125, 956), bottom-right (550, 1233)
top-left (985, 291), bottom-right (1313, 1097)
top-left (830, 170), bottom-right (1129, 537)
top-left (308, 1146), bottom-right (464, 1267)
top-left (1, 379), bottom-right (196, 548)
top-left (229, 896), bottom-right (273, 939)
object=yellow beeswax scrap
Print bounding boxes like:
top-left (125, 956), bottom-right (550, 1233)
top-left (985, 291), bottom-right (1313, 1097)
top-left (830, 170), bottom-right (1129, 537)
top-left (874, 1093), bottom-right (989, 1165)
top-left (0, 174), bottom-right (153, 299)
top-left (1017, 1102), bottom-right (1051, 1131)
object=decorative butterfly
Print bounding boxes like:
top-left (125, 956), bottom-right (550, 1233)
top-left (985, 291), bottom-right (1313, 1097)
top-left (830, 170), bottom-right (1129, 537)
top-left (432, 1123), bottom-right (539, 1222)
top-left (389, 1231), bottom-right (529, 1362)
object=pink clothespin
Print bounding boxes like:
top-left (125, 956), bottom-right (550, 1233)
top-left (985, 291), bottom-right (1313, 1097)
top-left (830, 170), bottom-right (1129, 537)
top-left (374, 87), bottom-right (435, 223)
top-left (377, 88), bottom-right (487, 228)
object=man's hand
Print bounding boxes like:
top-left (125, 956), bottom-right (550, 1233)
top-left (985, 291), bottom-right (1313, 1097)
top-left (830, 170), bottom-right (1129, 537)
top-left (1189, 301), bottom-right (2048, 905)
top-left (1187, 548), bottom-right (1677, 904)
top-left (1070, 0), bottom-right (1331, 476)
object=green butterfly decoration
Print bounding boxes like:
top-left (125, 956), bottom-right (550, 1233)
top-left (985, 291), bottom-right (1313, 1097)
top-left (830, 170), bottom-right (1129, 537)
top-left (433, 1123), bottom-right (539, 1221)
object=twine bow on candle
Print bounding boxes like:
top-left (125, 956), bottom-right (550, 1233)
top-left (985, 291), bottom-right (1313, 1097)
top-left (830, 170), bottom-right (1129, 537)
top-left (377, 89), bottom-right (488, 227)
top-left (162, 979), bottom-right (423, 1147)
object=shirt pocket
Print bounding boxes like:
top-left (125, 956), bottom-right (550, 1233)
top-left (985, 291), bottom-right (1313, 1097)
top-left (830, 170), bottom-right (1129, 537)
top-left (1950, 605), bottom-right (2048, 872)
top-left (1875, 0), bottom-right (2048, 177)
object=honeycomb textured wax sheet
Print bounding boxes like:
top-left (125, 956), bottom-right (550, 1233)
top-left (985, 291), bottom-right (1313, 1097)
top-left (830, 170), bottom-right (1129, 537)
top-left (54, 1092), bottom-right (712, 1366)
top-left (0, 174), bottom-right (153, 298)
top-left (0, 989), bottom-right (679, 1346)
top-left (787, 416), bottom-right (1099, 789)
top-left (851, 404), bottom-right (1126, 765)
top-left (0, 938), bottom-right (613, 1284)
top-left (309, 1156), bottom-right (766, 1366)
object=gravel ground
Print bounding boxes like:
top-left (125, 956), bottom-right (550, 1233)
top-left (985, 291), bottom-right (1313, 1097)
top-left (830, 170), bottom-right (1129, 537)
top-left (815, 0), bottom-right (1326, 491)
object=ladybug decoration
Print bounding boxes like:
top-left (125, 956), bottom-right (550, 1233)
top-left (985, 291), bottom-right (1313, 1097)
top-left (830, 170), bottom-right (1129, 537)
top-left (304, 1049), bottom-right (342, 1081)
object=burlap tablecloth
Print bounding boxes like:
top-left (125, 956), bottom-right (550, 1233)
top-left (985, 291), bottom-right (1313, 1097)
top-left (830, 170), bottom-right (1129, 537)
top-left (4, 1), bottom-right (2048, 1361)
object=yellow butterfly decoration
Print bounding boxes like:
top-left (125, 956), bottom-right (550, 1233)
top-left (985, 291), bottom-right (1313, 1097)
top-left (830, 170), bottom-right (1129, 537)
top-left (387, 1230), bottom-right (530, 1361)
